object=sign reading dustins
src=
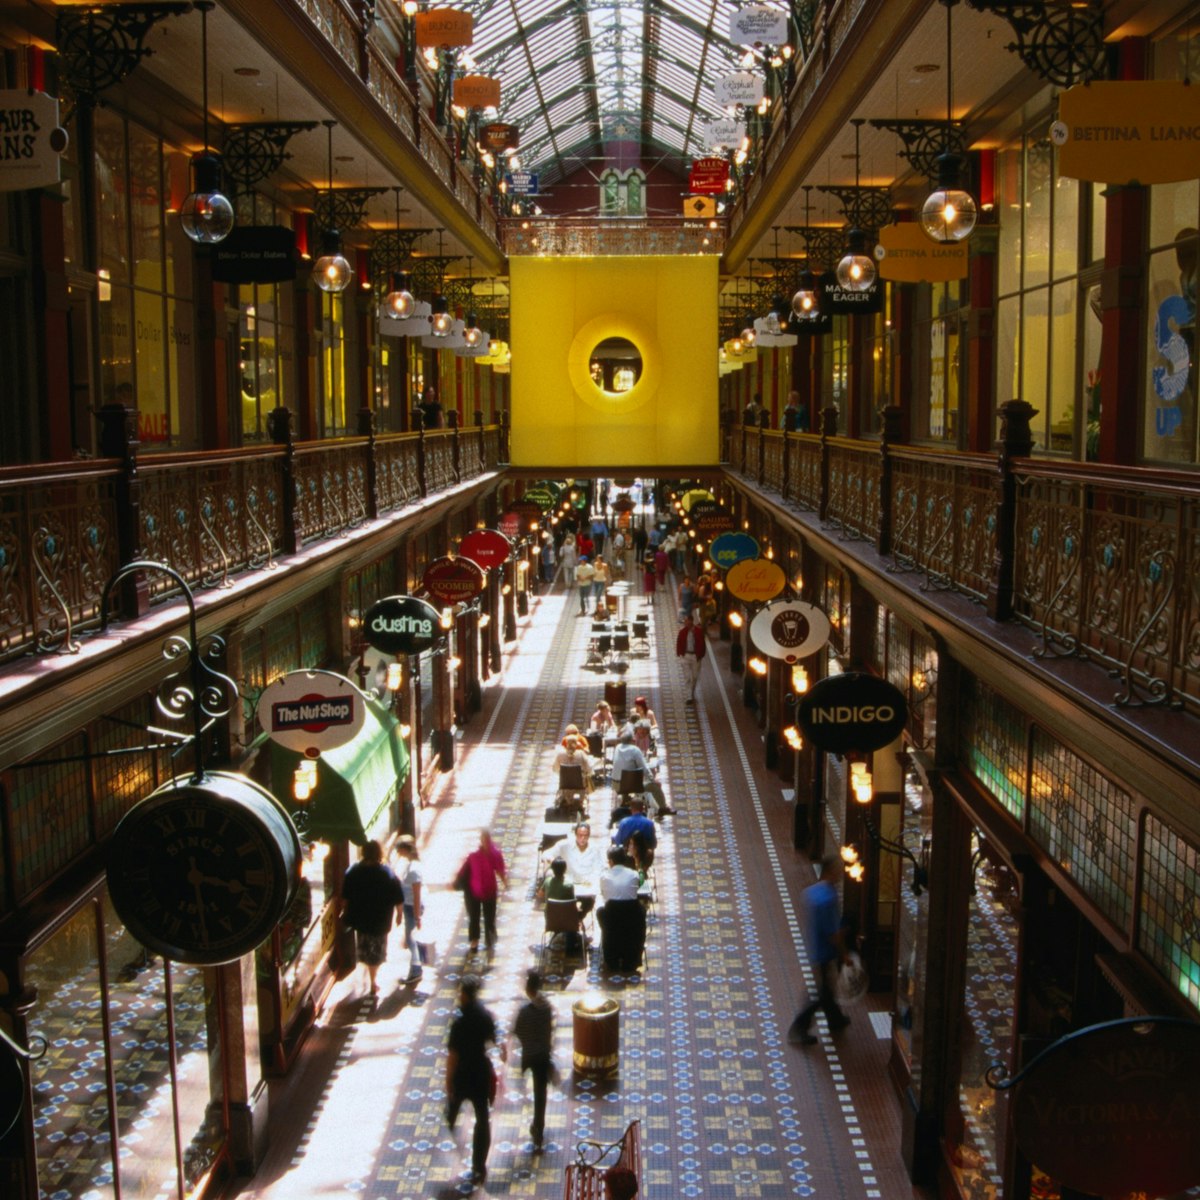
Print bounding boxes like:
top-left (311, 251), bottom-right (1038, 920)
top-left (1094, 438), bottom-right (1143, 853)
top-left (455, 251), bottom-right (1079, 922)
top-left (796, 673), bottom-right (908, 755)
top-left (363, 595), bottom-right (442, 656)
top-left (258, 670), bottom-right (366, 757)
top-left (750, 600), bottom-right (831, 663)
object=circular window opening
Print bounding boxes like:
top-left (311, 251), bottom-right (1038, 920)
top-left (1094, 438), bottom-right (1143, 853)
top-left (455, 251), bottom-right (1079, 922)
top-left (589, 337), bottom-right (643, 395)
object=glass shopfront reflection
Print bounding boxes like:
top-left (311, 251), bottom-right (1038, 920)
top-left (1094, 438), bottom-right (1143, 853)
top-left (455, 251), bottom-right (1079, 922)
top-left (25, 890), bottom-right (227, 1200)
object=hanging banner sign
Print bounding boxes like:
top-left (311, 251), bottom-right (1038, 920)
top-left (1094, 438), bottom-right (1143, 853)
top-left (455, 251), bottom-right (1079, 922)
top-left (521, 486), bottom-right (558, 510)
top-left (726, 557), bottom-right (787, 603)
top-left (414, 8), bottom-right (473, 47)
top-left (824, 274), bottom-right (882, 315)
top-left (689, 155), bottom-right (730, 195)
top-left (258, 670), bottom-right (366, 756)
top-left (0, 90), bottom-right (67, 191)
top-left (689, 500), bottom-right (736, 538)
top-left (704, 118), bottom-right (745, 150)
top-left (497, 511), bottom-right (523, 539)
top-left (1009, 1017), bottom-right (1200, 1198)
top-left (211, 225), bottom-right (297, 284)
top-left (709, 531), bottom-right (760, 569)
top-left (1052, 81), bottom-right (1200, 186)
top-left (876, 223), bottom-right (968, 283)
top-left (423, 555), bottom-right (485, 605)
top-left (482, 122), bottom-right (519, 151)
top-left (363, 595), bottom-right (442, 655)
top-left (506, 169), bottom-right (538, 194)
top-left (796, 672), bottom-right (908, 754)
top-left (729, 6), bottom-right (790, 45)
top-left (715, 73), bottom-right (763, 108)
top-left (750, 600), bottom-right (831, 662)
top-left (453, 75), bottom-right (501, 109)
top-left (683, 195), bottom-right (717, 218)
top-left (459, 528), bottom-right (511, 570)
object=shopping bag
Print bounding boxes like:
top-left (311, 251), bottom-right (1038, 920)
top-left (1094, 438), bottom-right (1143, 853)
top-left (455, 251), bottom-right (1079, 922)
top-left (834, 952), bottom-right (869, 1006)
top-left (417, 938), bottom-right (438, 966)
top-left (453, 859), bottom-right (470, 892)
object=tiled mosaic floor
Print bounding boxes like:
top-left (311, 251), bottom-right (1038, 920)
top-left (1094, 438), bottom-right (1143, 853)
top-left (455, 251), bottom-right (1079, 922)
top-left (230, 566), bottom-right (925, 1200)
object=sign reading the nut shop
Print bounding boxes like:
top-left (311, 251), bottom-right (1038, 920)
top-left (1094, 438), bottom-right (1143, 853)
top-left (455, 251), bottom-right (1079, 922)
top-left (258, 670), bottom-right (366, 756)
top-left (414, 8), bottom-right (472, 47)
top-left (1053, 81), bottom-right (1200, 185)
top-left (725, 557), bottom-right (786, 603)
top-left (796, 672), bottom-right (908, 755)
top-left (750, 600), bottom-right (831, 662)
top-left (422, 555), bottom-right (485, 606)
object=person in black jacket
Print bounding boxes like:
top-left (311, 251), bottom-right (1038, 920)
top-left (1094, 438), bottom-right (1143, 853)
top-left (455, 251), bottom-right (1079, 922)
top-left (446, 975), bottom-right (504, 1185)
top-left (340, 840), bottom-right (403, 996)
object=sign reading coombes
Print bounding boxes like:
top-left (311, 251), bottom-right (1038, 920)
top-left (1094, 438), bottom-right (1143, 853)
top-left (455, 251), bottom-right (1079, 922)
top-left (795, 673), bottom-right (908, 755)
top-left (363, 595), bottom-right (441, 655)
top-left (422, 556), bottom-right (485, 606)
top-left (257, 670), bottom-right (366, 757)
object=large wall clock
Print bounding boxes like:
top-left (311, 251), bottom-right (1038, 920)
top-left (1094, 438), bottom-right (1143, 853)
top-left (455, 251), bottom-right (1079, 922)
top-left (107, 772), bottom-right (302, 965)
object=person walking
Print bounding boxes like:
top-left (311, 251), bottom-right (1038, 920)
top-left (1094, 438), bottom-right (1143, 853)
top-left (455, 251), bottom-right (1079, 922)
top-left (340, 840), bottom-right (403, 997)
top-left (395, 834), bottom-right (424, 985)
top-left (461, 829), bottom-right (507, 962)
top-left (592, 555), bottom-right (611, 607)
top-left (575, 556), bottom-right (595, 615)
top-left (789, 857), bottom-right (851, 1045)
top-left (446, 974), bottom-right (504, 1186)
top-left (675, 610), bottom-right (706, 704)
top-left (510, 969), bottom-right (555, 1151)
top-left (642, 548), bottom-right (656, 595)
top-left (654, 544), bottom-right (670, 587)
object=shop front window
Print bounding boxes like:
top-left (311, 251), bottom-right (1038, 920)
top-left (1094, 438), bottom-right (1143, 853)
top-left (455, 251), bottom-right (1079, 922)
top-left (893, 765), bottom-right (932, 1084)
top-left (914, 282), bottom-right (964, 443)
top-left (319, 291), bottom-right (348, 436)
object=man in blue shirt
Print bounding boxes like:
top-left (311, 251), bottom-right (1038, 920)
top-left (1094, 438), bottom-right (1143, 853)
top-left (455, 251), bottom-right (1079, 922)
top-left (789, 857), bottom-right (850, 1045)
top-left (613, 797), bottom-right (657, 870)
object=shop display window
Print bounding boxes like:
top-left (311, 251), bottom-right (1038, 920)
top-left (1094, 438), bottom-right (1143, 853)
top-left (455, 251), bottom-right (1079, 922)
top-left (1139, 814), bottom-right (1200, 1010)
top-left (959, 676), bottom-right (1026, 822)
top-left (913, 282), bottom-right (964, 444)
top-left (893, 765), bottom-right (932, 1084)
top-left (319, 291), bottom-right (348, 436)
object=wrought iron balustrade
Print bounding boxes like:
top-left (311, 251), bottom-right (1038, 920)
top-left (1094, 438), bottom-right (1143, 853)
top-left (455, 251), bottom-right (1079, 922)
top-left (825, 437), bottom-right (881, 543)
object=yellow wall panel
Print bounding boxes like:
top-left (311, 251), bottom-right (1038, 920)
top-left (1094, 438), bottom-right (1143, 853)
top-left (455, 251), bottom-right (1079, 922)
top-left (509, 256), bottom-right (718, 467)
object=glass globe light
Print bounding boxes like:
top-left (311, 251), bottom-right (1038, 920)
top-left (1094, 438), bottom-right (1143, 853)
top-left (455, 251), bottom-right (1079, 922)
top-left (921, 155), bottom-right (977, 243)
top-left (792, 268), bottom-right (819, 317)
top-left (463, 314), bottom-right (484, 347)
top-left (383, 272), bottom-right (415, 318)
top-left (430, 297), bottom-right (453, 337)
top-left (764, 311), bottom-right (781, 335)
top-left (313, 230), bottom-right (353, 293)
top-left (741, 319), bottom-right (757, 347)
top-left (180, 154), bottom-right (234, 244)
top-left (836, 229), bottom-right (876, 292)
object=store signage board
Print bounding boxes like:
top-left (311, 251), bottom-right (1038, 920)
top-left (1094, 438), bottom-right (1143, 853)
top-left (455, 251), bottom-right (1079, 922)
top-left (795, 672), bottom-right (908, 754)
top-left (482, 122), bottom-right (519, 151)
top-left (363, 595), bottom-right (442, 655)
top-left (715, 73), bottom-right (763, 108)
top-left (704, 118), bottom-right (744, 150)
top-left (689, 500), bottom-right (736, 538)
top-left (709, 531), bottom-right (759, 569)
top-left (521, 486), bottom-right (558, 510)
top-left (423, 555), bottom-right (486, 605)
top-left (258, 670), bottom-right (366, 756)
top-left (211, 225), bottom-right (297, 284)
top-left (0, 90), bottom-right (66, 191)
top-left (497, 511), bottom-right (523, 539)
top-left (876, 223), bottom-right (968, 283)
top-left (824, 275), bottom-right (882, 315)
top-left (729, 6), bottom-right (789, 45)
top-left (1010, 1017), bottom-right (1200, 1197)
top-left (688, 155), bottom-right (730, 195)
top-left (683, 196), bottom-right (717, 218)
top-left (726, 557), bottom-right (787, 603)
top-left (506, 170), bottom-right (538, 195)
top-left (1053, 81), bottom-right (1200, 185)
top-left (453, 75), bottom-right (501, 109)
top-left (459, 528), bottom-right (512, 570)
top-left (750, 600), bottom-right (831, 662)
top-left (414, 8), bottom-right (472, 47)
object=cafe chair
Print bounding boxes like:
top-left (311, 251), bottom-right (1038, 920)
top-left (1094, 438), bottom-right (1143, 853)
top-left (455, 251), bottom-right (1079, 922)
top-left (611, 630), bottom-right (631, 668)
top-left (557, 764), bottom-right (590, 816)
top-left (631, 620), bottom-right (649, 656)
top-left (585, 731), bottom-right (609, 784)
top-left (615, 768), bottom-right (645, 805)
top-left (542, 898), bottom-right (587, 958)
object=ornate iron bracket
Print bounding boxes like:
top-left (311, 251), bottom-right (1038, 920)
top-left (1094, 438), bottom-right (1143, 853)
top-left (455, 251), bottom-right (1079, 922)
top-left (814, 185), bottom-right (893, 234)
top-left (870, 118), bottom-right (967, 184)
top-left (782, 226), bottom-right (844, 269)
top-left (408, 255), bottom-right (462, 297)
top-left (312, 187), bottom-right (390, 237)
top-left (860, 809), bottom-right (930, 896)
top-left (965, 0), bottom-right (1106, 89)
top-left (99, 561), bottom-right (239, 784)
top-left (56, 3), bottom-right (192, 118)
top-left (1032, 523), bottom-right (1081, 660)
top-left (0, 1025), bottom-right (47, 1063)
top-left (371, 227), bottom-right (435, 275)
top-left (222, 121), bottom-right (319, 193)
top-left (1113, 548), bottom-right (1181, 709)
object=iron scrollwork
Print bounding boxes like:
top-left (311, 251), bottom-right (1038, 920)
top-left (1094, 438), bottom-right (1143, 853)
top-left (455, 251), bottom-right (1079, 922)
top-left (965, 0), bottom-right (1106, 89)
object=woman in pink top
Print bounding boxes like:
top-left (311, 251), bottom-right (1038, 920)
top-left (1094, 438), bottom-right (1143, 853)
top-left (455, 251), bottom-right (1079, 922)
top-left (461, 829), bottom-right (507, 962)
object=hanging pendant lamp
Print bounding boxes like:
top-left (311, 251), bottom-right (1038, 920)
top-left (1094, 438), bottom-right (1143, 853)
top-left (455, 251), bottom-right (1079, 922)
top-left (836, 120), bottom-right (876, 293)
top-left (792, 186), bottom-right (820, 318)
top-left (382, 188), bottom-right (415, 317)
top-left (313, 121), bottom-right (353, 294)
top-left (180, 1), bottom-right (234, 244)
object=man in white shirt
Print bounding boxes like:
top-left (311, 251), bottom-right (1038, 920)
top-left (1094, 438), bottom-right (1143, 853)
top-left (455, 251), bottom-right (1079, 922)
top-left (574, 557), bottom-right (595, 614)
top-left (543, 823), bottom-right (607, 899)
top-left (599, 845), bottom-right (640, 903)
top-left (598, 846), bottom-right (645, 971)
top-left (610, 732), bottom-right (674, 817)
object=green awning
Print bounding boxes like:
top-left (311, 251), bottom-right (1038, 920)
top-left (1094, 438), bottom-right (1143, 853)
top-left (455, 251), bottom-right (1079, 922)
top-left (269, 698), bottom-right (409, 845)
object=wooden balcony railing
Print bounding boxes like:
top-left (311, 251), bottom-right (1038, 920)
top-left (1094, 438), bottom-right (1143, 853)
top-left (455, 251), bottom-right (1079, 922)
top-left (727, 402), bottom-right (1200, 716)
top-left (0, 415), bottom-right (505, 666)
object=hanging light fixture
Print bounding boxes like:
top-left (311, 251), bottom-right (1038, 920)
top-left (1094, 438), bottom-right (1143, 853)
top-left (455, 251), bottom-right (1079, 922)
top-left (463, 312), bottom-right (484, 347)
top-left (179, 1), bottom-right (234, 244)
top-left (792, 186), bottom-right (820, 318)
top-left (430, 294), bottom-right (453, 336)
top-left (382, 187), bottom-right (415, 317)
top-left (740, 310), bottom-right (757, 347)
top-left (836, 120), bottom-right (877, 292)
top-left (920, 0), bottom-right (977, 243)
top-left (313, 120), bottom-right (353, 293)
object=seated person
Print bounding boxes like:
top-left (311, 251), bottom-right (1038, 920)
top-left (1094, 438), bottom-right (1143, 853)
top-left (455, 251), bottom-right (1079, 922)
top-left (613, 797), bottom-right (657, 871)
top-left (543, 822), bottom-right (607, 909)
top-left (589, 699), bottom-right (617, 735)
top-left (554, 734), bottom-right (594, 790)
top-left (593, 600), bottom-right (611, 623)
top-left (631, 695), bottom-right (658, 731)
top-left (611, 732), bottom-right (675, 817)
top-left (597, 846), bottom-right (646, 971)
top-left (620, 716), bottom-right (654, 758)
top-left (540, 857), bottom-right (583, 953)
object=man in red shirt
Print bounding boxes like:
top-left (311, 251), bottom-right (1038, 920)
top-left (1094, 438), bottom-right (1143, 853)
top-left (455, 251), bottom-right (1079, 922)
top-left (675, 611), bottom-right (706, 704)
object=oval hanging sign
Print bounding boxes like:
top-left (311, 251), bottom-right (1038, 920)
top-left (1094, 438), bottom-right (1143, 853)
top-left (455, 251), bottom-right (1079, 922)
top-left (497, 511), bottom-right (523, 539)
top-left (796, 672), bottom-right (908, 755)
top-left (521, 487), bottom-right (557, 511)
top-left (423, 555), bottom-right (485, 606)
top-left (710, 531), bottom-right (759, 568)
top-left (459, 528), bottom-right (511, 571)
top-left (726, 557), bottom-right (787, 603)
top-left (363, 595), bottom-right (441, 655)
top-left (750, 600), bottom-right (831, 662)
top-left (689, 501), bottom-right (736, 538)
top-left (258, 670), bottom-right (366, 757)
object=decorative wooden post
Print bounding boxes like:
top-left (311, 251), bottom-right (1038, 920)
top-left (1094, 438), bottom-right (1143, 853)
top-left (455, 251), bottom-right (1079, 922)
top-left (357, 405), bottom-right (378, 520)
top-left (817, 404), bottom-right (839, 522)
top-left (95, 403), bottom-right (149, 618)
top-left (986, 399), bottom-right (1036, 621)
top-left (877, 403), bottom-right (903, 556)
top-left (267, 406), bottom-right (299, 555)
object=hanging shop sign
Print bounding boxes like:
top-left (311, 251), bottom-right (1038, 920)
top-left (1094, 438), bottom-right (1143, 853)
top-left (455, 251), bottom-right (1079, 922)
top-left (726, 557), bottom-right (787, 603)
top-left (482, 122), bottom-right (519, 151)
top-left (683, 195), bottom-right (717, 219)
top-left (1052, 81), bottom-right (1200, 186)
top-left (750, 600), bottom-right (831, 662)
top-left (0, 90), bottom-right (67, 191)
top-left (876, 223), bottom-right (968, 283)
top-left (689, 500), bottom-right (736, 538)
top-left (258, 670), bottom-right (366, 756)
top-left (506, 170), bottom-right (538, 195)
top-left (709, 531), bottom-right (759, 569)
top-left (729, 5), bottom-right (789, 45)
top-left (379, 300), bottom-right (431, 339)
top-left (497, 511), bottom-right (523, 539)
top-left (679, 488), bottom-right (715, 512)
top-left (211, 225), bottom-right (298, 284)
top-left (363, 595), bottom-right (442, 655)
top-left (1008, 1017), bottom-right (1200, 1198)
top-left (507, 499), bottom-right (545, 525)
top-left (453, 75), bottom-right (501, 109)
top-left (688, 155), bottom-right (731, 195)
top-left (423, 555), bottom-right (486, 605)
top-left (795, 672), bottom-right (908, 755)
top-left (704, 118), bottom-right (745, 150)
top-left (824, 274), bottom-right (882, 315)
top-left (521, 486), bottom-right (558, 511)
top-left (715, 73), bottom-right (763, 108)
top-left (414, 8), bottom-right (473, 47)
top-left (459, 528), bottom-right (512, 570)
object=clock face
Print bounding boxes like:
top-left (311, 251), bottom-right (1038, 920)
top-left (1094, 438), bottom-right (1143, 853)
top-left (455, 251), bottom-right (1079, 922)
top-left (108, 773), bottom-right (301, 965)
